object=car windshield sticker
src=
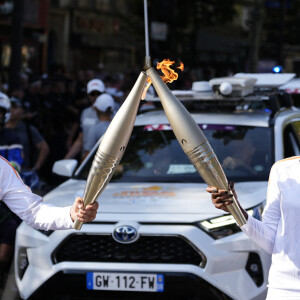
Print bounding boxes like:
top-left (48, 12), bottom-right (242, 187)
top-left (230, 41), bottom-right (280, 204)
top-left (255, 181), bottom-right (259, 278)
top-left (113, 186), bottom-right (175, 198)
top-left (143, 124), bottom-right (172, 131)
top-left (199, 124), bottom-right (236, 130)
top-left (167, 164), bottom-right (197, 174)
top-left (143, 124), bottom-right (236, 131)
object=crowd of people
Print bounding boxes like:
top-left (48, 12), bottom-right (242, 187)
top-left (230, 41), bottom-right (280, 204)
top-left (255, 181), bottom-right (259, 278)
top-left (0, 66), bottom-right (136, 192)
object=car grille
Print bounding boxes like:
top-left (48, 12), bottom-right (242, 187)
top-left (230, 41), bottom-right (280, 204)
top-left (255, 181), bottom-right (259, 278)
top-left (52, 234), bottom-right (205, 267)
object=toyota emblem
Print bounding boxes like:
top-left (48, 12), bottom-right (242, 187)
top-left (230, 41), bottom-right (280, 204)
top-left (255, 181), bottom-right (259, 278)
top-left (113, 225), bottom-right (138, 244)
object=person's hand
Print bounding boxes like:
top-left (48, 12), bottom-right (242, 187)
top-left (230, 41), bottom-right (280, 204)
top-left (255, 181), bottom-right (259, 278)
top-left (70, 197), bottom-right (99, 223)
top-left (206, 182), bottom-right (248, 220)
top-left (206, 182), bottom-right (236, 213)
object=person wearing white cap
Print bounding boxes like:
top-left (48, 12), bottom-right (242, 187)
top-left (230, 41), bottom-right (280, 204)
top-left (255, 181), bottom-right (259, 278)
top-left (86, 78), bottom-right (105, 95)
top-left (65, 78), bottom-right (105, 160)
top-left (82, 93), bottom-right (115, 159)
top-left (80, 79), bottom-right (106, 146)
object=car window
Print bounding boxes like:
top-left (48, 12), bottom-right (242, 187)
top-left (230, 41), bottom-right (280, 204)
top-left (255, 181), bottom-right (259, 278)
top-left (76, 124), bottom-right (273, 183)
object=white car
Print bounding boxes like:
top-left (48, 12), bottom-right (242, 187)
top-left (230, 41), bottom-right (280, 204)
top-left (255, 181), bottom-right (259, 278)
top-left (15, 74), bottom-right (300, 300)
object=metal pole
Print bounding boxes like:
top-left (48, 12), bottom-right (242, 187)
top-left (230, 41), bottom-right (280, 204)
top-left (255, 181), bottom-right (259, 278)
top-left (144, 0), bottom-right (151, 68)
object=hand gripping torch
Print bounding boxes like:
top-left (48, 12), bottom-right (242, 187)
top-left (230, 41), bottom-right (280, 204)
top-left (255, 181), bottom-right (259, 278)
top-left (146, 67), bottom-right (246, 227)
top-left (73, 72), bottom-right (148, 230)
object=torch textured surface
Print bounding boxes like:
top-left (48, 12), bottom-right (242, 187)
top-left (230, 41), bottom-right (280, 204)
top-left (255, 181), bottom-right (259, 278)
top-left (146, 67), bottom-right (246, 226)
top-left (74, 72), bottom-right (148, 230)
top-left (73, 151), bottom-right (120, 230)
top-left (186, 142), bottom-right (246, 226)
top-left (187, 141), bottom-right (228, 190)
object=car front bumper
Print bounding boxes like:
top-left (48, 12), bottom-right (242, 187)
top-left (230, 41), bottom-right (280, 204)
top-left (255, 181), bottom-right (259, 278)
top-left (15, 222), bottom-right (270, 300)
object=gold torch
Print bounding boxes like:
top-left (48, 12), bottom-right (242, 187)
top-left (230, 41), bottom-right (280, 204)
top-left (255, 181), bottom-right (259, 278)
top-left (73, 72), bottom-right (148, 230)
top-left (146, 67), bottom-right (246, 227)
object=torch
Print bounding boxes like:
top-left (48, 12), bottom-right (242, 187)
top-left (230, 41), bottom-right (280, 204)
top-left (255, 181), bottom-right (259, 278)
top-left (146, 67), bottom-right (246, 227)
top-left (73, 72), bottom-right (148, 230)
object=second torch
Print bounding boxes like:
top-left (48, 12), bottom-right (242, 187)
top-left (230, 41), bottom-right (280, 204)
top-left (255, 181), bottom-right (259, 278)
top-left (146, 67), bottom-right (246, 227)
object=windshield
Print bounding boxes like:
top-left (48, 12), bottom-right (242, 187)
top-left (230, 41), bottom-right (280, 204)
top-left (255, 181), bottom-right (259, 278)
top-left (76, 124), bottom-right (273, 183)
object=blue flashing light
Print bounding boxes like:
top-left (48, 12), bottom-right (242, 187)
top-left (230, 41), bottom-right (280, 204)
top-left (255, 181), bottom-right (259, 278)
top-left (272, 66), bottom-right (283, 73)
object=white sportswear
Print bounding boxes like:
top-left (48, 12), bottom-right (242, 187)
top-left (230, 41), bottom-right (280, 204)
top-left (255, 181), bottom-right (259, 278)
top-left (0, 156), bottom-right (73, 230)
top-left (241, 156), bottom-right (300, 299)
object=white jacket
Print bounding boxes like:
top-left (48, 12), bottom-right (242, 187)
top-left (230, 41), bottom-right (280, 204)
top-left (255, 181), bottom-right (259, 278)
top-left (0, 156), bottom-right (73, 230)
top-left (242, 156), bottom-right (300, 299)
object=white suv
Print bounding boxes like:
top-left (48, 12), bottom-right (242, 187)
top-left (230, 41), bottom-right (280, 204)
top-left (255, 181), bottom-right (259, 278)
top-left (15, 74), bottom-right (300, 300)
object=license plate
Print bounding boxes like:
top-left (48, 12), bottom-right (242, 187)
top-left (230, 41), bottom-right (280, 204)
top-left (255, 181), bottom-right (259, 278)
top-left (86, 272), bottom-right (164, 292)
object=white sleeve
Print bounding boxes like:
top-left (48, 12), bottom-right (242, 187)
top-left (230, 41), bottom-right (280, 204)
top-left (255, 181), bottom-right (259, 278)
top-left (0, 158), bottom-right (74, 230)
top-left (240, 163), bottom-right (280, 254)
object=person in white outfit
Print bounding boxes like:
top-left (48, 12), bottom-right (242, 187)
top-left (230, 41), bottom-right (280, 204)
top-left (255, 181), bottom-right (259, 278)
top-left (1, 155), bottom-right (98, 231)
top-left (206, 156), bottom-right (300, 300)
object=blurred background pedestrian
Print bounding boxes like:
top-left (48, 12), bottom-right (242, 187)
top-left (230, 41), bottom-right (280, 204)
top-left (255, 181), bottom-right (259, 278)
top-left (5, 96), bottom-right (50, 193)
top-left (82, 94), bottom-right (114, 159)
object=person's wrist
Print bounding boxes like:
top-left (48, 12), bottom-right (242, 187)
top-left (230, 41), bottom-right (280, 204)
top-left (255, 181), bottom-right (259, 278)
top-left (70, 206), bottom-right (75, 222)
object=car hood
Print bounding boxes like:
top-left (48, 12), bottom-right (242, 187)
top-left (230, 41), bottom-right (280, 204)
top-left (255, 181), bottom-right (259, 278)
top-left (44, 179), bottom-right (267, 222)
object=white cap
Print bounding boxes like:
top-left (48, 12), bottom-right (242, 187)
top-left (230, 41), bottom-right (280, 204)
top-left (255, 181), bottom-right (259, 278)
top-left (93, 94), bottom-right (115, 112)
top-left (87, 79), bottom-right (105, 94)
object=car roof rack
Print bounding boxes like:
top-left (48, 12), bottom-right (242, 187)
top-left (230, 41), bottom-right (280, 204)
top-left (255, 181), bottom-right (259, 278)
top-left (142, 73), bottom-right (296, 116)
top-left (234, 73), bottom-right (296, 88)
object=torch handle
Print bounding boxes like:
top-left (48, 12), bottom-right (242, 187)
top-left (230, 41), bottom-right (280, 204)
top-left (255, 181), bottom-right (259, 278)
top-left (226, 195), bottom-right (247, 227)
top-left (73, 218), bottom-right (83, 230)
top-left (186, 141), bottom-right (247, 227)
top-left (73, 149), bottom-right (120, 231)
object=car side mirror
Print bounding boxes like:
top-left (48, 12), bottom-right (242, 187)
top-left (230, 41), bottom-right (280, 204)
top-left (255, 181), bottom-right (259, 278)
top-left (52, 159), bottom-right (78, 177)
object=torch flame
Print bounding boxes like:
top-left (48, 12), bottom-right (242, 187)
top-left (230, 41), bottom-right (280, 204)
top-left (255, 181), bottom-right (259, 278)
top-left (142, 79), bottom-right (153, 100)
top-left (142, 59), bottom-right (184, 100)
top-left (177, 62), bottom-right (184, 72)
top-left (157, 59), bottom-right (181, 83)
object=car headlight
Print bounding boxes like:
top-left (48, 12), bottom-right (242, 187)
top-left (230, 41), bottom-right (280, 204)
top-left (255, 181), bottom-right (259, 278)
top-left (197, 201), bottom-right (265, 239)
